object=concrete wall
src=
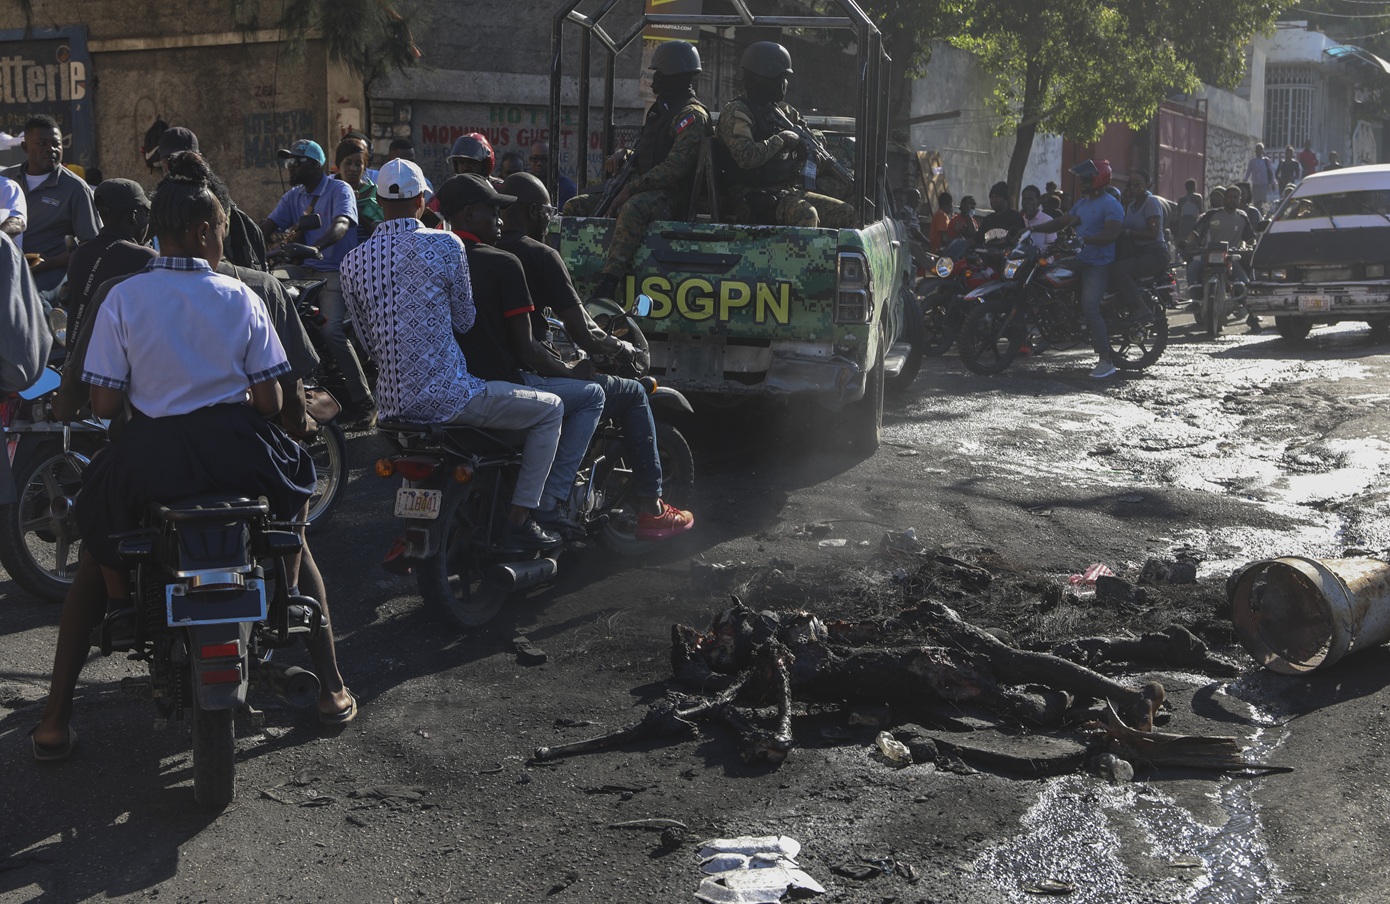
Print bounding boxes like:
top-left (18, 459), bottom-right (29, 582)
top-left (1, 0), bottom-right (363, 217)
top-left (906, 41), bottom-right (1061, 205)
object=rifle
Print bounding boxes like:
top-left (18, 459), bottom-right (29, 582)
top-left (593, 154), bottom-right (636, 218)
top-left (766, 105), bottom-right (854, 186)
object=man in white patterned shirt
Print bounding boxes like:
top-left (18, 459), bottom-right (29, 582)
top-left (339, 159), bottom-right (564, 550)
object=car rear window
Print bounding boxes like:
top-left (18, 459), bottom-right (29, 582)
top-left (1274, 189), bottom-right (1390, 222)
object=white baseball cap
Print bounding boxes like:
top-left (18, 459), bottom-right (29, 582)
top-left (377, 158), bottom-right (427, 200)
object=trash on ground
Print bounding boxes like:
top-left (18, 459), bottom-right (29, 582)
top-left (882, 527), bottom-right (924, 555)
top-left (817, 538), bottom-right (847, 548)
top-left (1022, 878), bottom-right (1076, 895)
top-left (694, 835), bottom-right (824, 903)
top-left (874, 730), bottom-right (912, 765)
top-left (1068, 563), bottom-right (1115, 587)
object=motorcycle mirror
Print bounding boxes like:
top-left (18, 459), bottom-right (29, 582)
top-left (632, 294), bottom-right (653, 318)
top-left (296, 214), bottom-right (322, 233)
top-left (18, 367), bottom-right (62, 400)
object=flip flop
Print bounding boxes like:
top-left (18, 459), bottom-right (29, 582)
top-left (30, 725), bottom-right (77, 762)
top-left (318, 689), bottom-right (358, 726)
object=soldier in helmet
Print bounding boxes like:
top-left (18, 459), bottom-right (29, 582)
top-left (588, 41), bottom-right (708, 302)
top-left (715, 41), bottom-right (854, 229)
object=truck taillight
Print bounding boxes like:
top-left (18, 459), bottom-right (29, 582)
top-left (835, 251), bottom-right (871, 324)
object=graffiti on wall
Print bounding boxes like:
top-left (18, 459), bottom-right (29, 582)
top-left (243, 109), bottom-right (318, 168)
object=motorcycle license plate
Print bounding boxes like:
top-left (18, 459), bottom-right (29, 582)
top-left (395, 487), bottom-right (442, 520)
top-left (1298, 295), bottom-right (1331, 313)
top-left (167, 579), bottom-right (267, 626)
top-left (1206, 252), bottom-right (1227, 264)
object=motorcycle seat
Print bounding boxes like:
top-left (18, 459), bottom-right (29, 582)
top-left (377, 419), bottom-right (527, 455)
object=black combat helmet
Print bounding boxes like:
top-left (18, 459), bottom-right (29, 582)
top-left (650, 41), bottom-right (701, 75)
top-left (740, 41), bottom-right (793, 78)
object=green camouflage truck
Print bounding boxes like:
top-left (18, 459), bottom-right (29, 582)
top-left (546, 0), bottom-right (922, 451)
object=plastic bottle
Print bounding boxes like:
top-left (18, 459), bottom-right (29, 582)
top-left (875, 730), bottom-right (912, 765)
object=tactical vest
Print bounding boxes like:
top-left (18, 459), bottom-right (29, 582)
top-left (714, 98), bottom-right (801, 187)
top-left (635, 96), bottom-right (703, 176)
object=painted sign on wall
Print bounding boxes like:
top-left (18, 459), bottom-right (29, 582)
top-left (0, 27), bottom-right (94, 171)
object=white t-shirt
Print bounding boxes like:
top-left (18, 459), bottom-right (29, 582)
top-left (1024, 210), bottom-right (1053, 249)
top-left (82, 258), bottom-right (290, 418)
top-left (24, 171), bottom-right (47, 192)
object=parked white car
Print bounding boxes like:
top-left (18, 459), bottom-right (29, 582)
top-left (1246, 164), bottom-right (1390, 341)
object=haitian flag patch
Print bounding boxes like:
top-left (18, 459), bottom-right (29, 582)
top-left (676, 113), bottom-right (697, 133)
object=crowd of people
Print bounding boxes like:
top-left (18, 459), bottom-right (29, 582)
top-left (0, 107), bottom-right (697, 763)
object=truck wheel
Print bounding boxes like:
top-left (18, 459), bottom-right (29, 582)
top-left (846, 347), bottom-right (884, 453)
top-left (1368, 318), bottom-right (1390, 342)
top-left (0, 440), bottom-right (84, 603)
top-left (886, 290), bottom-right (925, 393)
top-left (190, 659), bottom-right (237, 808)
top-left (1275, 317), bottom-right (1312, 341)
top-left (414, 486), bottom-right (511, 629)
top-left (958, 298), bottom-right (1024, 375)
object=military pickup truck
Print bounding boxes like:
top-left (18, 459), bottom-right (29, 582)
top-left (546, 0), bottom-right (922, 451)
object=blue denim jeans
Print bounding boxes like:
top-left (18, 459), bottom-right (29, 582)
top-left (1079, 262), bottom-right (1111, 362)
top-left (593, 372), bottom-right (662, 499)
top-left (520, 373), bottom-right (605, 509)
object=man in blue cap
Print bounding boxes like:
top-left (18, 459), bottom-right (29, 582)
top-left (261, 138), bottom-right (375, 429)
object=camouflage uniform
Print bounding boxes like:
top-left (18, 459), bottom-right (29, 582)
top-left (598, 97), bottom-right (709, 281)
top-left (716, 98), bottom-right (855, 229)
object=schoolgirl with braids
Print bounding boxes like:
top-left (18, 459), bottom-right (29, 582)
top-left (73, 151), bottom-right (315, 632)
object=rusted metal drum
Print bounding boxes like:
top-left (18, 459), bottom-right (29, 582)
top-left (1229, 557), bottom-right (1390, 674)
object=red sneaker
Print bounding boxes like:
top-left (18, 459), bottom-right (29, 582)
top-left (636, 501), bottom-right (695, 540)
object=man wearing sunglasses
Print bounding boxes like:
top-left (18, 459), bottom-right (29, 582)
top-left (497, 172), bottom-right (694, 540)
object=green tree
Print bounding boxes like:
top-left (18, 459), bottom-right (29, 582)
top-left (951, 0), bottom-right (1296, 196)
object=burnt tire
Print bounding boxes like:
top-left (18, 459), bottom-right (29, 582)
top-left (304, 421), bottom-right (347, 530)
top-left (190, 678), bottom-right (236, 809)
top-left (1111, 299), bottom-right (1168, 371)
top-left (0, 440), bottom-right (84, 603)
top-left (958, 298), bottom-right (1025, 375)
top-left (1275, 316), bottom-right (1312, 341)
top-left (599, 421), bottom-right (696, 556)
top-left (414, 486), bottom-right (511, 629)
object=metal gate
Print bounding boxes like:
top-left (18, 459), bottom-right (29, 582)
top-left (1155, 99), bottom-right (1206, 200)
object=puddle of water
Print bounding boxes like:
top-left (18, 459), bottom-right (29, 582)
top-left (972, 675), bottom-right (1288, 904)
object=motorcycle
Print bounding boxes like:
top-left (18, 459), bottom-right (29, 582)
top-left (100, 495), bottom-right (324, 807)
top-left (266, 227), bottom-right (356, 529)
top-left (374, 295), bottom-right (696, 629)
top-left (1188, 241), bottom-right (1250, 339)
top-left (956, 230), bottom-right (1170, 376)
top-left (916, 243), bottom-right (1002, 355)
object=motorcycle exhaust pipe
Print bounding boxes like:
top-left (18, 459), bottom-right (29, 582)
top-left (256, 661), bottom-right (321, 709)
top-left (489, 557), bottom-right (559, 592)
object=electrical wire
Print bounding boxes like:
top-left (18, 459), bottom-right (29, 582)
top-left (1292, 7), bottom-right (1390, 18)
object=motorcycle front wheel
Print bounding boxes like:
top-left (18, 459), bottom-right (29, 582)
top-left (1111, 297), bottom-right (1169, 371)
top-left (0, 440), bottom-right (85, 603)
top-left (189, 656), bottom-right (237, 808)
top-left (959, 298), bottom-right (1026, 375)
top-left (598, 421), bottom-right (696, 556)
top-left (919, 288), bottom-right (960, 356)
top-left (303, 420), bottom-right (347, 530)
top-left (414, 485), bottom-right (511, 628)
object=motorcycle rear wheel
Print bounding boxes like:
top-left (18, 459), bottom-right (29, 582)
top-left (919, 288), bottom-right (960, 356)
top-left (0, 440), bottom-right (84, 603)
top-left (414, 486), bottom-right (511, 629)
top-left (959, 298), bottom-right (1026, 375)
top-left (1111, 298), bottom-right (1169, 370)
top-left (598, 421), bottom-right (696, 556)
top-left (190, 662), bottom-right (237, 808)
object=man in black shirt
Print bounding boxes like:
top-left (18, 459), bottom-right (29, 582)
top-left (63, 179), bottom-right (156, 346)
top-left (975, 181), bottom-right (1026, 244)
top-left (497, 173), bottom-right (694, 539)
top-left (436, 173), bottom-right (605, 527)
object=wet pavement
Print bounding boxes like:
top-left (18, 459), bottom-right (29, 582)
top-left (3, 312), bottom-right (1390, 901)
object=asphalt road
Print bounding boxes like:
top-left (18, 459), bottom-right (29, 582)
top-left (4, 313), bottom-right (1390, 902)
